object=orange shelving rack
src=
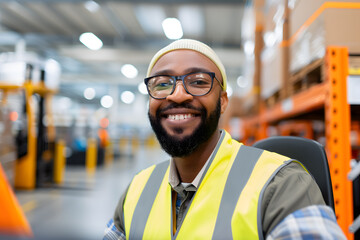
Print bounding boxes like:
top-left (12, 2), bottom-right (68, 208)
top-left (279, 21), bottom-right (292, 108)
top-left (324, 47), bottom-right (353, 239)
top-left (240, 46), bottom-right (356, 239)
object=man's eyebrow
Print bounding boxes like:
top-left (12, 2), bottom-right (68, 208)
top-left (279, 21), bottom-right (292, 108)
top-left (152, 67), bottom-right (211, 76)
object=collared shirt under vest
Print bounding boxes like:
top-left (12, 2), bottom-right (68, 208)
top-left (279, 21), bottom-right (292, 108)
top-left (123, 130), bottom-right (307, 240)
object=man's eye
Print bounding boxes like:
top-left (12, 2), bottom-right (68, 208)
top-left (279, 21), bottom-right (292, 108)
top-left (153, 82), bottom-right (172, 90)
top-left (188, 79), bottom-right (210, 86)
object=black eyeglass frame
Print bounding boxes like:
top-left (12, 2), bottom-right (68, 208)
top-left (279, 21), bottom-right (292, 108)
top-left (144, 71), bottom-right (224, 100)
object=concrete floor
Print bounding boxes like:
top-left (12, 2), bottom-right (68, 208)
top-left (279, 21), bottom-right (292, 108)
top-left (13, 145), bottom-right (168, 240)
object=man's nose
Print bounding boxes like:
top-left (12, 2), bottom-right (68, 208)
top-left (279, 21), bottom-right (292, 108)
top-left (165, 81), bottom-right (193, 103)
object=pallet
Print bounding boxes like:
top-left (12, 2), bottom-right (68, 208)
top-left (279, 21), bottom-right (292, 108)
top-left (264, 90), bottom-right (281, 108)
top-left (289, 58), bottom-right (324, 95)
top-left (264, 58), bottom-right (324, 108)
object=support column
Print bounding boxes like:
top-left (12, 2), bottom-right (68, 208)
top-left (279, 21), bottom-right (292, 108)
top-left (324, 46), bottom-right (353, 239)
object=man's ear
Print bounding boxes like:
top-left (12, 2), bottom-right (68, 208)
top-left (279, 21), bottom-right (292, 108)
top-left (220, 91), bottom-right (229, 114)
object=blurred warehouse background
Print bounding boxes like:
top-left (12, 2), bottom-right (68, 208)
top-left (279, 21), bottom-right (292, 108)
top-left (0, 0), bottom-right (248, 165)
top-left (0, 0), bottom-right (359, 239)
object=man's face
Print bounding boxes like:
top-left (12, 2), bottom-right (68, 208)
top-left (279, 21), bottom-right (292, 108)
top-left (147, 50), bottom-right (228, 157)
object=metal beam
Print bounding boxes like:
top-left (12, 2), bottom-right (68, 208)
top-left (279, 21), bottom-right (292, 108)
top-left (101, 3), bottom-right (129, 36)
top-left (44, 2), bottom-right (83, 35)
top-left (0, 0), bottom-right (245, 4)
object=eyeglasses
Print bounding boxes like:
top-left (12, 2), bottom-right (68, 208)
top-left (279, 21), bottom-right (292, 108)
top-left (144, 72), bottom-right (223, 99)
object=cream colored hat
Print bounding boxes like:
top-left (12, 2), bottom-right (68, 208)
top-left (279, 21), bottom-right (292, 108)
top-left (146, 39), bottom-right (227, 90)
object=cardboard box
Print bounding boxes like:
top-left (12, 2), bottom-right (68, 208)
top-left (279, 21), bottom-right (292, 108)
top-left (261, 45), bottom-right (288, 99)
top-left (259, 0), bottom-right (291, 100)
top-left (289, 0), bottom-right (360, 37)
top-left (290, 3), bottom-right (360, 72)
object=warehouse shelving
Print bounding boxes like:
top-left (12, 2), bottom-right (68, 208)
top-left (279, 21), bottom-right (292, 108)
top-left (241, 46), bottom-right (358, 239)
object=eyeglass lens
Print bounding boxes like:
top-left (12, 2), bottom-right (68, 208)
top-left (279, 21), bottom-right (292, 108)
top-left (147, 72), bottom-right (213, 98)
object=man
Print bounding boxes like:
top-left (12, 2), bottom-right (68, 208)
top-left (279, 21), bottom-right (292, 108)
top-left (104, 39), bottom-right (345, 239)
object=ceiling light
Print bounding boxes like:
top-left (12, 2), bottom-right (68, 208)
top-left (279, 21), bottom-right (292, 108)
top-left (162, 18), bottom-right (183, 40)
top-left (58, 97), bottom-right (72, 110)
top-left (84, 87), bottom-right (96, 100)
top-left (237, 76), bottom-right (248, 88)
top-left (138, 82), bottom-right (148, 95)
top-left (121, 64), bottom-right (138, 79)
top-left (100, 95), bottom-right (113, 108)
top-left (178, 6), bottom-right (203, 36)
top-left (79, 32), bottom-right (103, 50)
top-left (84, 1), bottom-right (100, 13)
top-left (244, 40), bottom-right (254, 56)
top-left (121, 91), bottom-right (135, 104)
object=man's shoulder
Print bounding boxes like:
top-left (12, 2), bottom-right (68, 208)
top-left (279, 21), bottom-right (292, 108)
top-left (242, 144), bottom-right (294, 165)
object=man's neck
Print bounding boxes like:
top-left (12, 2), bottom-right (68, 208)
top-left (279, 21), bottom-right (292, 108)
top-left (173, 129), bottom-right (221, 183)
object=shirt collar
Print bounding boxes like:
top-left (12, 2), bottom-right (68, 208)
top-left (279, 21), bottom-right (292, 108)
top-left (168, 130), bottom-right (224, 190)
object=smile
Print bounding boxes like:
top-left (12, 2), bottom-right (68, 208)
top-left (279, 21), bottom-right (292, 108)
top-left (167, 114), bottom-right (194, 120)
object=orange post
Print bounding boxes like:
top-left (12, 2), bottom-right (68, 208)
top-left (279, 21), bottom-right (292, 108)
top-left (324, 47), bottom-right (353, 239)
top-left (104, 141), bottom-right (114, 166)
top-left (257, 105), bottom-right (268, 140)
top-left (54, 139), bottom-right (66, 184)
top-left (45, 94), bottom-right (56, 143)
top-left (0, 164), bottom-right (32, 236)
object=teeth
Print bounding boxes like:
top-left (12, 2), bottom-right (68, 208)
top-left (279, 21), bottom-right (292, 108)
top-left (168, 114), bottom-right (193, 120)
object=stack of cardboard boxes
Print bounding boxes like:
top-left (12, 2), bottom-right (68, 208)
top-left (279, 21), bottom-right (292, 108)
top-left (261, 0), bottom-right (289, 104)
top-left (289, 0), bottom-right (360, 73)
top-left (223, 0), bottom-right (264, 120)
top-left (259, 0), bottom-right (360, 105)
top-left (227, 0), bottom-right (360, 124)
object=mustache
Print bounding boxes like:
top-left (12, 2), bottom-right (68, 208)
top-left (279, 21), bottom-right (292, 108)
top-left (157, 103), bottom-right (203, 115)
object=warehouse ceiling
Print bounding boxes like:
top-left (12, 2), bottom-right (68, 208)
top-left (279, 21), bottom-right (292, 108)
top-left (0, 0), bottom-right (247, 106)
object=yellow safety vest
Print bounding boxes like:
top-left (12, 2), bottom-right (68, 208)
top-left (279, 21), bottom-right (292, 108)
top-left (123, 131), bottom-right (294, 240)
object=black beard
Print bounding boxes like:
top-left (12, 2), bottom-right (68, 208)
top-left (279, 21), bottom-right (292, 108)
top-left (148, 98), bottom-right (221, 157)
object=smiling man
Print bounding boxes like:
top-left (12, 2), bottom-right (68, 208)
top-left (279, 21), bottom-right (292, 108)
top-left (104, 39), bottom-right (345, 240)
top-left (146, 48), bottom-right (227, 183)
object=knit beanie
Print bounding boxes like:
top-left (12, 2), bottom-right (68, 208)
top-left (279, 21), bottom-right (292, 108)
top-left (146, 39), bottom-right (227, 90)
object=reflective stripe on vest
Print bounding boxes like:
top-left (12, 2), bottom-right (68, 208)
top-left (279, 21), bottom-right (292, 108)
top-left (124, 131), bottom-right (291, 239)
top-left (212, 145), bottom-right (263, 239)
top-left (129, 160), bottom-right (169, 240)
